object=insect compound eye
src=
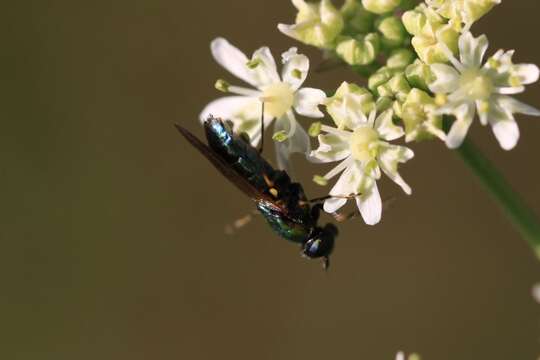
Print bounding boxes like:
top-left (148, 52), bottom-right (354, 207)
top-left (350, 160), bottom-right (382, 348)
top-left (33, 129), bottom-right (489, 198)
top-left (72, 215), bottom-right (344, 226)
top-left (302, 228), bottom-right (335, 259)
top-left (303, 238), bottom-right (322, 258)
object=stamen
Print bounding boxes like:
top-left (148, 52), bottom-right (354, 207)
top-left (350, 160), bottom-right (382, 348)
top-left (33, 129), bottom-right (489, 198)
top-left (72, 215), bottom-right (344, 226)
top-left (435, 93), bottom-right (447, 106)
top-left (228, 85), bottom-right (261, 97)
top-left (215, 79), bottom-right (230, 93)
top-left (478, 100), bottom-right (490, 114)
top-left (291, 69), bottom-right (303, 79)
top-left (285, 111), bottom-right (297, 139)
top-left (313, 175), bottom-right (328, 186)
top-left (308, 122), bottom-right (322, 137)
top-left (272, 130), bottom-right (288, 142)
top-left (246, 58), bottom-right (262, 69)
top-left (321, 125), bottom-right (352, 137)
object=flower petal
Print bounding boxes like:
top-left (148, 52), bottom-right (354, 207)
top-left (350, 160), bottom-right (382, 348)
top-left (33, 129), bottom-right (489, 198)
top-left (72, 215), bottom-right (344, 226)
top-left (497, 86), bottom-right (525, 95)
top-left (273, 112), bottom-right (311, 171)
top-left (514, 63), bottom-right (540, 85)
top-left (311, 133), bottom-right (350, 163)
top-left (356, 182), bottom-right (382, 225)
top-left (323, 164), bottom-right (361, 213)
top-left (199, 96), bottom-right (252, 122)
top-left (429, 63), bottom-right (460, 94)
top-left (476, 100), bottom-right (488, 126)
top-left (249, 46), bottom-right (281, 88)
top-left (323, 166), bottom-right (355, 213)
top-left (322, 157), bottom-right (354, 180)
top-left (492, 119), bottom-right (519, 150)
top-left (281, 48), bottom-right (309, 91)
top-left (479, 97), bottom-right (519, 150)
top-left (445, 103), bottom-right (475, 149)
top-left (374, 109), bottom-right (404, 141)
top-left (496, 96), bottom-right (540, 116)
top-left (294, 87), bottom-right (326, 118)
top-left (211, 38), bottom-right (258, 88)
top-left (323, 197), bottom-right (348, 213)
top-left (199, 96), bottom-right (271, 146)
top-left (459, 32), bottom-right (488, 68)
top-left (378, 144), bottom-right (414, 195)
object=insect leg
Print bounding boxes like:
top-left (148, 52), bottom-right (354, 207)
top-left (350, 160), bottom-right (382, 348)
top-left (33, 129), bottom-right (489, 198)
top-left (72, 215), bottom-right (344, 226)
top-left (224, 210), bottom-right (260, 235)
top-left (307, 195), bottom-right (332, 204)
top-left (307, 193), bottom-right (362, 204)
top-left (329, 195), bottom-right (397, 222)
top-left (310, 203), bottom-right (323, 221)
top-left (330, 209), bottom-right (360, 222)
top-left (322, 256), bottom-right (330, 271)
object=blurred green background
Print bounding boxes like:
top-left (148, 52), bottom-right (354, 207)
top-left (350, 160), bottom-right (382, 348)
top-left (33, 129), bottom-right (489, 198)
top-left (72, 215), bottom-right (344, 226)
top-left (2, 1), bottom-right (540, 359)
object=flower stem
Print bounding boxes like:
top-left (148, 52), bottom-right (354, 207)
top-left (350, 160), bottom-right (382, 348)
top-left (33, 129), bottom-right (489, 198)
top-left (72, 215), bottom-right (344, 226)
top-left (456, 139), bottom-right (540, 259)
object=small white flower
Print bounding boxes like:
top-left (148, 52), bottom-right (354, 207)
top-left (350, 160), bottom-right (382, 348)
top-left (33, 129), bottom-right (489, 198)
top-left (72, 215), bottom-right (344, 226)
top-left (430, 31), bottom-right (540, 150)
top-left (201, 38), bottom-right (326, 170)
top-left (311, 109), bottom-right (414, 225)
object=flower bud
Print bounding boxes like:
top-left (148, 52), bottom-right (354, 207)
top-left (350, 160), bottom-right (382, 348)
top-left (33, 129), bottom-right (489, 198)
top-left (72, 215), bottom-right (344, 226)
top-left (426, 0), bottom-right (500, 25)
top-left (326, 82), bottom-right (375, 129)
top-left (368, 66), bottom-right (400, 95)
top-left (343, 4), bottom-right (376, 34)
top-left (388, 73), bottom-right (412, 101)
top-left (340, 0), bottom-right (358, 18)
top-left (376, 73), bottom-right (411, 103)
top-left (387, 48), bottom-right (415, 69)
top-left (405, 59), bottom-right (434, 91)
top-left (376, 96), bottom-right (394, 112)
top-left (335, 33), bottom-right (380, 66)
top-left (403, 4), bottom-right (459, 64)
top-left (362, 0), bottom-right (402, 15)
top-left (401, 88), bottom-right (444, 142)
top-left (278, 0), bottom-right (344, 49)
top-left (377, 16), bottom-right (407, 48)
top-left (463, 0), bottom-right (500, 23)
top-left (402, 7), bottom-right (427, 36)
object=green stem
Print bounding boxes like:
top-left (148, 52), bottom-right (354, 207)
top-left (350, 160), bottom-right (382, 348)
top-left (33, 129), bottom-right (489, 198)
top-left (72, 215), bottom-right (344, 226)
top-left (457, 139), bottom-right (540, 259)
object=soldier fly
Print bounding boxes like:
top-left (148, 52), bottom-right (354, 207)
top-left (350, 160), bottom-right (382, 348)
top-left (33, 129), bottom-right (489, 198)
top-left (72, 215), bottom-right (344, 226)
top-left (175, 110), bottom-right (346, 269)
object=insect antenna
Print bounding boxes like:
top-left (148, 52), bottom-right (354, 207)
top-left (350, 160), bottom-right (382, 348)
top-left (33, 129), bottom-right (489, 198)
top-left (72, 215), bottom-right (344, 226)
top-left (258, 101), bottom-right (265, 154)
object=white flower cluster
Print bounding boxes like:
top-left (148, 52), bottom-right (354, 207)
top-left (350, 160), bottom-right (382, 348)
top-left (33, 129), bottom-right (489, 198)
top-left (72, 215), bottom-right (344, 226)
top-left (199, 0), bottom-right (539, 225)
top-left (430, 32), bottom-right (540, 150)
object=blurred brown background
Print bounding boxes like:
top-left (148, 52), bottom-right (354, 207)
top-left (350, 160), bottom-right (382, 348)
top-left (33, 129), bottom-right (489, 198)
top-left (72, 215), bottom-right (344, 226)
top-left (2, 1), bottom-right (540, 359)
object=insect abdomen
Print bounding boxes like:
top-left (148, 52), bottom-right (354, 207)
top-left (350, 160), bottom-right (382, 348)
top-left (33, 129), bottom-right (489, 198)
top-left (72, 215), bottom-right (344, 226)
top-left (256, 201), bottom-right (311, 243)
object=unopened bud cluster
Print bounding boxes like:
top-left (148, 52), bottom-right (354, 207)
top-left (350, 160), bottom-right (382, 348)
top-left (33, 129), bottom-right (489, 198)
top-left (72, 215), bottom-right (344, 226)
top-left (279, 0), bottom-right (538, 147)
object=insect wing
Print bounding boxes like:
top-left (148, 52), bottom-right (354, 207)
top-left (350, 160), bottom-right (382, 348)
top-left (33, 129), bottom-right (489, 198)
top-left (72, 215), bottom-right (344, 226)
top-left (175, 124), bottom-right (270, 202)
